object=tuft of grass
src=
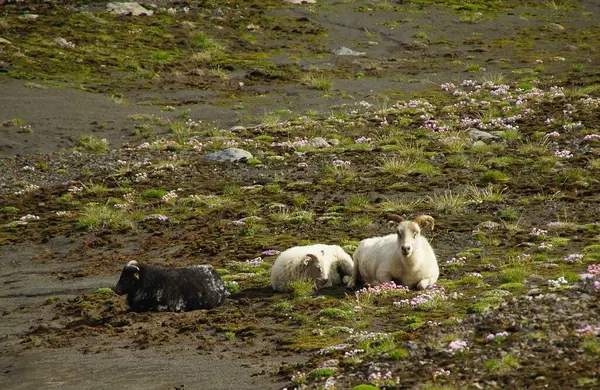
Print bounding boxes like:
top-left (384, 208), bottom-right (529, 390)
top-left (379, 197), bottom-right (422, 214)
top-left (427, 190), bottom-right (469, 213)
top-left (301, 74), bottom-right (333, 91)
top-left (77, 203), bottom-right (133, 231)
top-left (288, 279), bottom-right (315, 299)
top-left (379, 157), bottom-right (417, 176)
top-left (468, 183), bottom-right (506, 203)
top-left (77, 136), bottom-right (109, 153)
top-left (484, 354), bottom-right (520, 373)
top-left (481, 170), bottom-right (510, 184)
top-left (500, 265), bottom-right (530, 283)
top-left (142, 189), bottom-right (167, 199)
top-left (319, 307), bottom-right (355, 320)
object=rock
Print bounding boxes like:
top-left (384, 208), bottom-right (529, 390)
top-left (546, 23), bottom-right (565, 31)
top-left (283, 0), bottom-right (316, 3)
top-left (106, 2), bottom-right (153, 16)
top-left (472, 140), bottom-right (486, 148)
top-left (327, 138), bottom-right (340, 146)
top-left (53, 38), bottom-right (73, 48)
top-left (309, 137), bottom-right (330, 148)
top-left (18, 14), bottom-right (39, 20)
top-left (205, 148), bottom-right (253, 162)
top-left (468, 129), bottom-right (498, 141)
top-left (229, 125), bottom-right (246, 132)
top-left (0, 37), bottom-right (12, 45)
top-left (332, 46), bottom-right (365, 56)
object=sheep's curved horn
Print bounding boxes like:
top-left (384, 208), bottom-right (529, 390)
top-left (126, 260), bottom-right (140, 271)
top-left (415, 215), bottom-right (435, 230)
top-left (303, 253), bottom-right (318, 266)
top-left (387, 214), bottom-right (405, 223)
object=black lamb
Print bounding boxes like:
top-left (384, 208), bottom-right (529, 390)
top-left (114, 260), bottom-right (227, 312)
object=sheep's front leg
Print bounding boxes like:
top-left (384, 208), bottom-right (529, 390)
top-left (346, 262), bottom-right (359, 289)
top-left (416, 278), bottom-right (432, 290)
top-left (375, 270), bottom-right (393, 286)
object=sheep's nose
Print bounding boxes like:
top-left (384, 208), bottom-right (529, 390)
top-left (401, 246), bottom-right (411, 255)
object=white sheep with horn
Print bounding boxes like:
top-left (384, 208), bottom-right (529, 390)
top-left (347, 214), bottom-right (439, 290)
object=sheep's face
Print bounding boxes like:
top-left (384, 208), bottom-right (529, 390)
top-left (303, 250), bottom-right (329, 287)
top-left (393, 221), bottom-right (421, 257)
top-left (387, 214), bottom-right (435, 257)
top-left (114, 261), bottom-right (141, 295)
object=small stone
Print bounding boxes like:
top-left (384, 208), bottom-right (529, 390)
top-left (229, 125), bottom-right (246, 132)
top-left (546, 23), bottom-right (565, 31)
top-left (283, 0), bottom-right (316, 3)
top-left (0, 37), bottom-right (12, 45)
top-left (205, 148), bottom-right (253, 162)
top-left (468, 129), bottom-right (498, 141)
top-left (309, 137), bottom-right (330, 148)
top-left (106, 2), bottom-right (153, 16)
top-left (18, 14), bottom-right (39, 20)
top-left (332, 46), bottom-right (366, 56)
top-left (472, 140), bottom-right (486, 147)
top-left (327, 138), bottom-right (340, 146)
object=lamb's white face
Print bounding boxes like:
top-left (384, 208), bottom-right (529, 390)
top-left (394, 221), bottom-right (420, 257)
top-left (304, 250), bottom-right (329, 287)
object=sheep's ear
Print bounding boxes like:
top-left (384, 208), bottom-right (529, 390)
top-left (387, 220), bottom-right (398, 230)
top-left (320, 249), bottom-right (325, 256)
top-left (133, 272), bottom-right (140, 280)
top-left (415, 215), bottom-right (435, 231)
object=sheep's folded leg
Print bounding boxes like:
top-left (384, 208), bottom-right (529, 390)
top-left (416, 278), bottom-right (431, 290)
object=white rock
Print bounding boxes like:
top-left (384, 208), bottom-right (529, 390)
top-left (332, 46), bottom-right (366, 56)
top-left (106, 2), bottom-right (153, 16)
top-left (0, 37), bottom-right (12, 45)
top-left (205, 148), bottom-right (253, 162)
top-left (467, 129), bottom-right (498, 141)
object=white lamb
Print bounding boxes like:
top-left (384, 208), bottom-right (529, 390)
top-left (347, 215), bottom-right (439, 290)
top-left (270, 244), bottom-right (354, 292)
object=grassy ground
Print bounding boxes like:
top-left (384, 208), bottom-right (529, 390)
top-left (1, 0), bottom-right (600, 389)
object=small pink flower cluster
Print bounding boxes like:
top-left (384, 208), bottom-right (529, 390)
top-left (447, 339), bottom-right (468, 354)
top-left (563, 253), bottom-right (584, 263)
top-left (445, 256), bottom-right (466, 265)
top-left (576, 325), bottom-right (600, 336)
top-left (530, 227), bottom-right (548, 237)
top-left (583, 134), bottom-right (600, 141)
top-left (261, 249), bottom-right (281, 256)
top-left (355, 281), bottom-right (409, 297)
top-left (355, 136), bottom-right (372, 143)
top-left (14, 183), bottom-right (40, 195)
top-left (319, 359), bottom-right (339, 368)
top-left (55, 211), bottom-right (74, 217)
top-left (317, 343), bottom-right (349, 355)
top-left (393, 285), bottom-right (453, 308)
top-left (588, 264), bottom-right (600, 276)
top-left (161, 190), bottom-right (178, 203)
top-left (432, 368), bottom-right (450, 380)
top-left (440, 83), bottom-right (456, 91)
top-left (143, 214), bottom-right (168, 222)
top-left (554, 150), bottom-right (573, 159)
top-left (270, 137), bottom-right (310, 149)
top-left (368, 370), bottom-right (393, 382)
top-left (332, 160), bottom-right (351, 168)
top-left (244, 257), bottom-right (263, 267)
top-left (486, 331), bottom-right (509, 342)
top-left (344, 349), bottom-right (364, 359)
top-left (545, 131), bottom-right (560, 138)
